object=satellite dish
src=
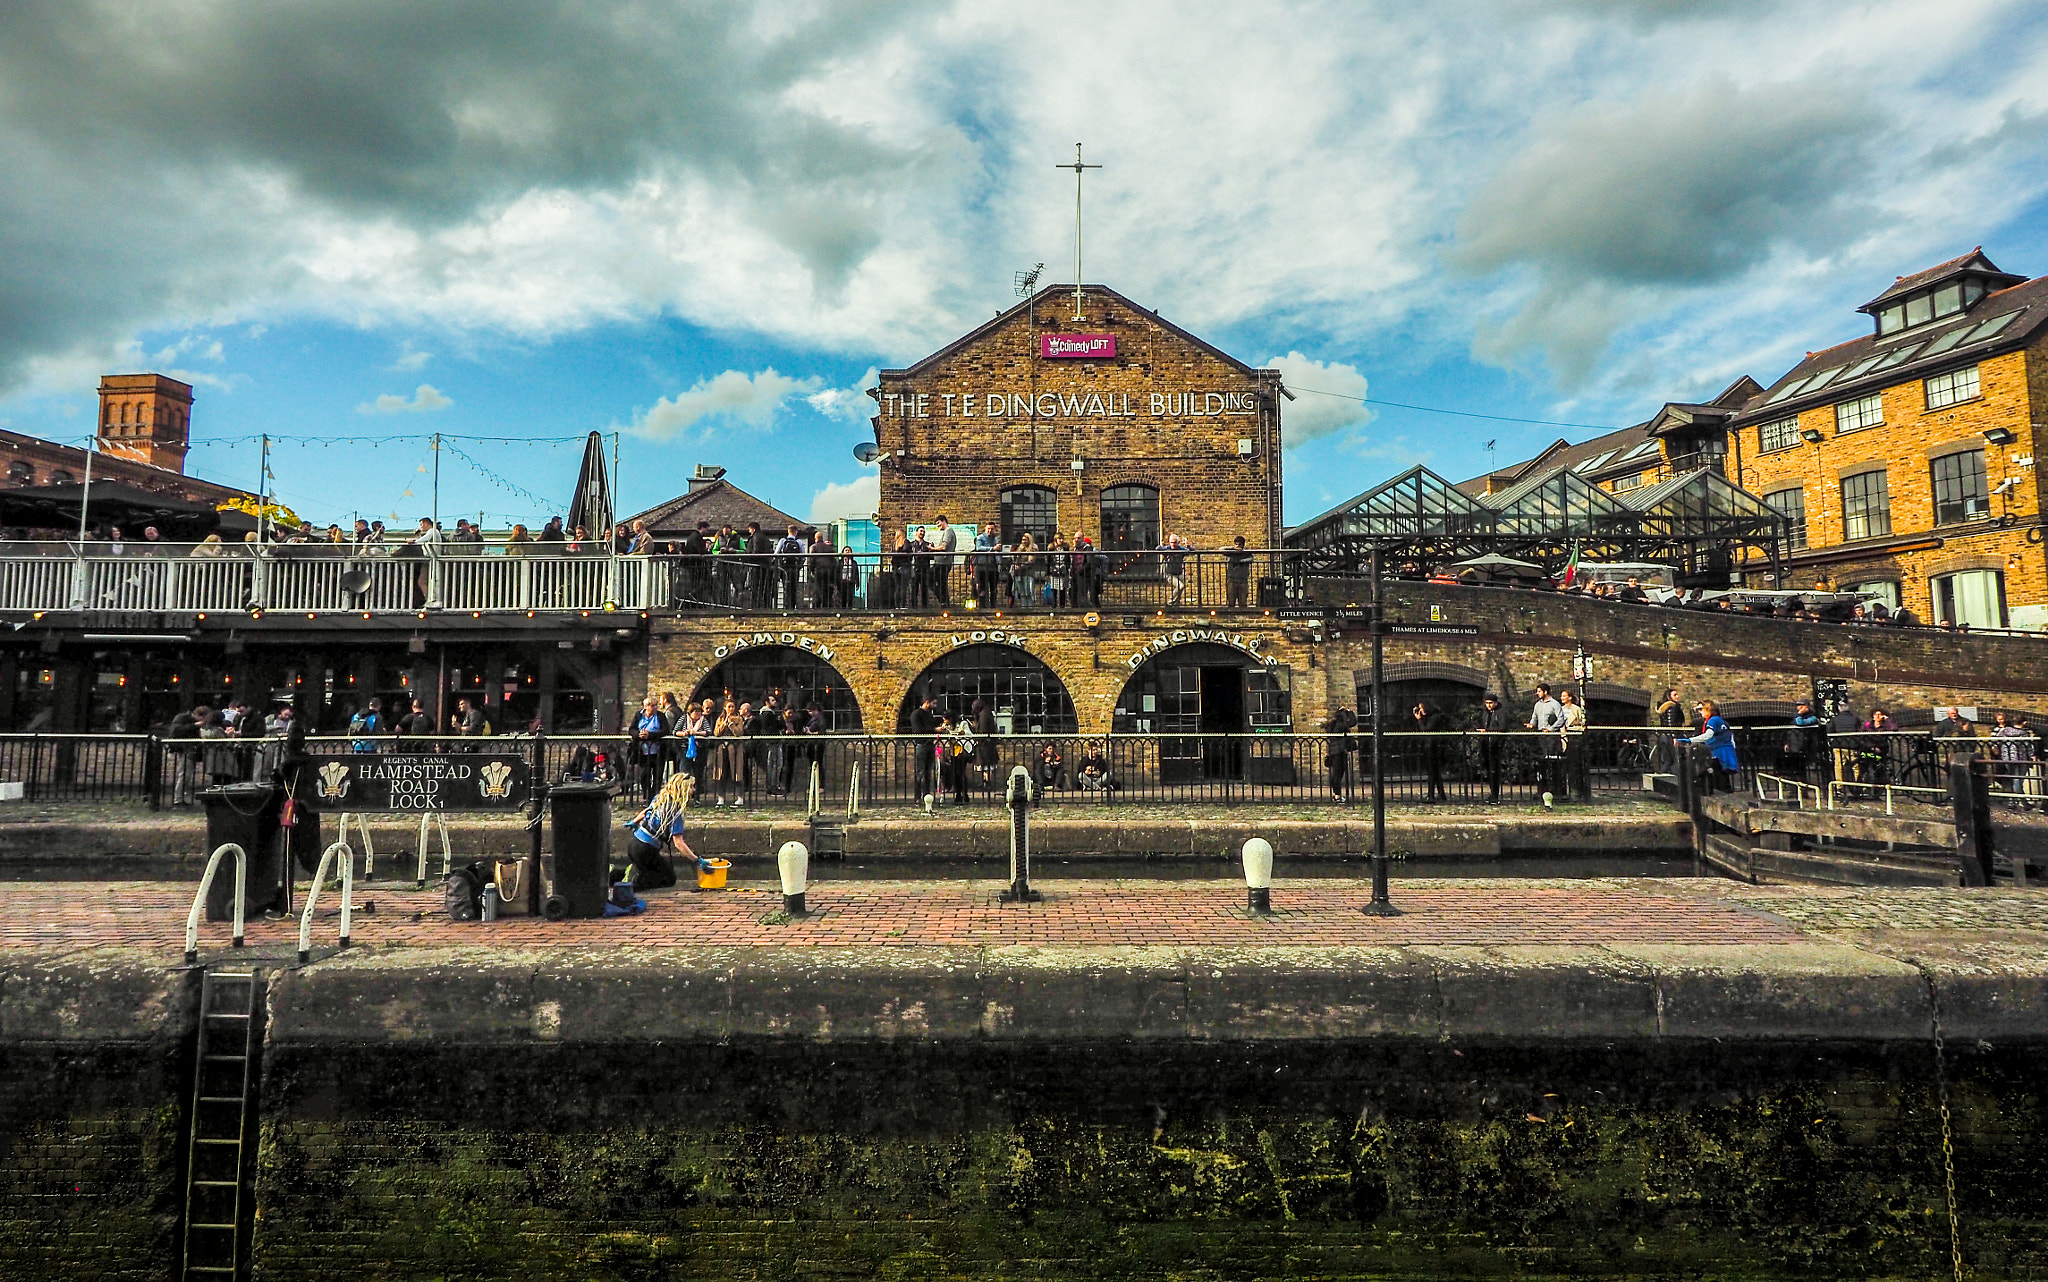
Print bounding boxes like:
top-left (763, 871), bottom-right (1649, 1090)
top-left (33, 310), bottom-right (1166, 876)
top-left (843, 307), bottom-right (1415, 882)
top-left (852, 441), bottom-right (879, 464)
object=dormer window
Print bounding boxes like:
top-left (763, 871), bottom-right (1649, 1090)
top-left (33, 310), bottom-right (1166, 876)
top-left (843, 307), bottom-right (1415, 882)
top-left (1863, 249), bottom-right (2023, 337)
top-left (1875, 279), bottom-right (1988, 336)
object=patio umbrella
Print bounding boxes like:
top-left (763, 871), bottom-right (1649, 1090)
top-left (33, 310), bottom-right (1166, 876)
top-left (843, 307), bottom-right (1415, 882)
top-left (566, 431), bottom-right (613, 536)
top-left (0, 482), bottom-right (224, 538)
top-left (1451, 553), bottom-right (1546, 574)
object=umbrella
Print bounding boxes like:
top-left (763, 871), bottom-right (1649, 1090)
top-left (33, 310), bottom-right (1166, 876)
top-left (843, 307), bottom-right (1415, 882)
top-left (0, 482), bottom-right (224, 538)
top-left (566, 431), bottom-right (613, 536)
top-left (1452, 553), bottom-right (1545, 574)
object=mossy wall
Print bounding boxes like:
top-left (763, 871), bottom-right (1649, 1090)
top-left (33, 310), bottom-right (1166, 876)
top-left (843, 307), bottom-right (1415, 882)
top-left (250, 1040), bottom-right (2048, 1281)
top-left (0, 1044), bottom-right (187, 1282)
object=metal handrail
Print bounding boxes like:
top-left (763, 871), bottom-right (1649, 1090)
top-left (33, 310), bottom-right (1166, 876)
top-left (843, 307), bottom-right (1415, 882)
top-left (296, 841), bottom-right (355, 964)
top-left (184, 842), bottom-right (247, 964)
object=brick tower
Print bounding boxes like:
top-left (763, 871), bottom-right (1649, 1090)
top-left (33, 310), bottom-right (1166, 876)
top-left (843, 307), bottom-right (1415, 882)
top-left (95, 373), bottom-right (193, 472)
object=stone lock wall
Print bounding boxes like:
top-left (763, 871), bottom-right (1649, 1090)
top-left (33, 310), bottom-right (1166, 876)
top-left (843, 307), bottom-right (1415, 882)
top-left (641, 583), bottom-right (2048, 734)
top-left (875, 285), bottom-right (1284, 550)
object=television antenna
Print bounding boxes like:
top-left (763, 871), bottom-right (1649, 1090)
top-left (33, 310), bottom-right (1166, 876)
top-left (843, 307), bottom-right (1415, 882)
top-left (1014, 262), bottom-right (1045, 297)
top-left (1055, 144), bottom-right (1101, 321)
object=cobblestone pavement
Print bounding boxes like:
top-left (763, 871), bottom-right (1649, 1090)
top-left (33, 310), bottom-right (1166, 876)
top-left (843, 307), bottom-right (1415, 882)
top-left (1673, 879), bottom-right (2048, 932)
top-left (8, 877), bottom-right (1805, 960)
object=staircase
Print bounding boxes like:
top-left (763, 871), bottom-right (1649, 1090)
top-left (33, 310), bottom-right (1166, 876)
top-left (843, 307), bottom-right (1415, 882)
top-left (181, 968), bottom-right (264, 1281)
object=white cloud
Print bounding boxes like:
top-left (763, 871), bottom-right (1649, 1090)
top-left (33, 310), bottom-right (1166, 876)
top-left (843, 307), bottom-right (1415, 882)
top-left (391, 343), bottom-right (432, 371)
top-left (358, 383), bottom-right (452, 414)
top-left (628, 368), bottom-right (820, 439)
top-left (804, 366), bottom-right (879, 419)
top-left (808, 474), bottom-right (879, 525)
top-left (1264, 352), bottom-right (1373, 447)
top-left (0, 0), bottom-right (2040, 432)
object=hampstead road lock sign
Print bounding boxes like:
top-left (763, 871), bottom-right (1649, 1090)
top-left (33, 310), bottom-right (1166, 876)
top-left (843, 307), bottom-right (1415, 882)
top-left (310, 753), bottom-right (531, 812)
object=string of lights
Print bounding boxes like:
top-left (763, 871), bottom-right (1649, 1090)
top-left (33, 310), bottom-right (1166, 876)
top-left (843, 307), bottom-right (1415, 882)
top-left (442, 442), bottom-right (563, 514)
top-left (1285, 383), bottom-right (1621, 432)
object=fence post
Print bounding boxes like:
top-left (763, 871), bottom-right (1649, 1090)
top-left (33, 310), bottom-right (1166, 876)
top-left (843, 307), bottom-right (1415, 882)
top-left (1949, 759), bottom-right (1994, 887)
top-left (527, 732), bottom-right (547, 916)
top-left (144, 733), bottom-right (163, 811)
top-left (26, 733), bottom-right (41, 802)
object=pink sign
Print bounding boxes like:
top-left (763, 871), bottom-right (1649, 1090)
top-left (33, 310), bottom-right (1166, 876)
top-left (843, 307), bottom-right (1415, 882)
top-left (1040, 333), bottom-right (1117, 359)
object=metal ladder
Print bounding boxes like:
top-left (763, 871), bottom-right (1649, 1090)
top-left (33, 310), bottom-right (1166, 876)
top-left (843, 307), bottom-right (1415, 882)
top-left (807, 815), bottom-right (846, 862)
top-left (181, 968), bottom-right (263, 1281)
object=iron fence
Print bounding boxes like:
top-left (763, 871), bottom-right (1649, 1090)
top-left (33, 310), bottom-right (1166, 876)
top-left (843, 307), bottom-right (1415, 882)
top-left (10, 725), bottom-right (2040, 813)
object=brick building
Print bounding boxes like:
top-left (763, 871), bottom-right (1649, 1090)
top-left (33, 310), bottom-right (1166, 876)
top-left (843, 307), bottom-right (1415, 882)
top-left (1729, 249), bottom-right (2048, 628)
top-left (0, 373), bottom-right (249, 512)
top-left (873, 284), bottom-right (1284, 551)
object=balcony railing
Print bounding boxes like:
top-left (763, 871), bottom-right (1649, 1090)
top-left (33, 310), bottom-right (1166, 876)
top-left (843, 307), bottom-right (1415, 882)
top-left (0, 542), bottom-right (1313, 616)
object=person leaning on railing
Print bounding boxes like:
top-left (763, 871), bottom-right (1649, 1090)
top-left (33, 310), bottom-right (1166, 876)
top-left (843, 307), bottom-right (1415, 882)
top-left (1681, 699), bottom-right (1739, 794)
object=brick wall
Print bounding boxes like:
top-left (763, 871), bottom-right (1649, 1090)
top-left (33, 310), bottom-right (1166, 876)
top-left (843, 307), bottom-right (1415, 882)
top-left (1738, 340), bottom-right (2047, 618)
top-left (876, 287), bottom-right (1282, 550)
top-left (641, 583), bottom-right (2048, 733)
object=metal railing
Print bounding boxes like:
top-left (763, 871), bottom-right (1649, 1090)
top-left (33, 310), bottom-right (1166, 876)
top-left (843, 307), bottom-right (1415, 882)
top-left (5, 725), bottom-right (2039, 813)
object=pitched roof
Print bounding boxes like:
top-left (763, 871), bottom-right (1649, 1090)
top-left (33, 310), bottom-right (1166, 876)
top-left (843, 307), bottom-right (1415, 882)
top-left (1859, 248), bottom-right (2025, 313)
top-left (624, 476), bottom-right (806, 538)
top-left (1739, 272), bottom-right (2048, 424)
top-left (881, 284), bottom-right (1268, 379)
top-left (1451, 375), bottom-right (1760, 496)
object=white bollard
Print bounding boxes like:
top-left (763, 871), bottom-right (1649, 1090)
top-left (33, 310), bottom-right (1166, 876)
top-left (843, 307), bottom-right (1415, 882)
top-left (1241, 837), bottom-right (1274, 913)
top-left (777, 840), bottom-right (810, 916)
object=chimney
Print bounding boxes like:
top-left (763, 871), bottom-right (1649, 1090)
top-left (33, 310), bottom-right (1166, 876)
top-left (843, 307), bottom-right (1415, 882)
top-left (689, 464), bottom-right (727, 493)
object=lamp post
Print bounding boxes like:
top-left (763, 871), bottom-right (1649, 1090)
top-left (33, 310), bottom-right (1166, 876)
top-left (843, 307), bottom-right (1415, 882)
top-left (1572, 643), bottom-right (1590, 707)
top-left (1362, 547), bottom-right (1400, 916)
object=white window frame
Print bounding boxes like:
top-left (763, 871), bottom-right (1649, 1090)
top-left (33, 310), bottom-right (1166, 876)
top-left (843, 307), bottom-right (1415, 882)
top-left (1835, 392), bottom-right (1884, 433)
top-left (1757, 417), bottom-right (1801, 453)
top-left (1925, 365), bottom-right (1980, 410)
top-left (1931, 569), bottom-right (2005, 630)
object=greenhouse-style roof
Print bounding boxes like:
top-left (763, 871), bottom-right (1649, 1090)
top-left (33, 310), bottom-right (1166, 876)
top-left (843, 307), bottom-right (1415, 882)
top-left (1282, 463), bottom-right (1786, 575)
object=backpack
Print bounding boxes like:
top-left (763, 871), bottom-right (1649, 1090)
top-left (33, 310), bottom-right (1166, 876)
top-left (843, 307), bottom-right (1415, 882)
top-left (349, 711), bottom-right (379, 751)
top-left (444, 862), bottom-right (488, 921)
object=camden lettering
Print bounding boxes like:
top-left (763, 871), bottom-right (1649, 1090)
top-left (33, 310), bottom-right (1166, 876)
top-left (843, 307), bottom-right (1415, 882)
top-left (712, 632), bottom-right (837, 662)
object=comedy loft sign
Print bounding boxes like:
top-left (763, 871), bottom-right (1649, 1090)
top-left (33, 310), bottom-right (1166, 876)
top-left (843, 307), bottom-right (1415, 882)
top-left (1126, 627), bottom-right (1274, 670)
top-left (879, 390), bottom-right (1261, 420)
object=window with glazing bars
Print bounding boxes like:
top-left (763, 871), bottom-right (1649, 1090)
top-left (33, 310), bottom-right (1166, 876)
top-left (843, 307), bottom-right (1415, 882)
top-left (1925, 366), bottom-right (1980, 410)
top-left (999, 485), bottom-right (1059, 546)
top-left (1758, 417), bottom-right (1801, 453)
top-left (1765, 488), bottom-right (1806, 550)
top-left (1841, 470), bottom-right (1890, 541)
top-left (1835, 393), bottom-right (1884, 433)
top-left (1930, 450), bottom-right (1989, 525)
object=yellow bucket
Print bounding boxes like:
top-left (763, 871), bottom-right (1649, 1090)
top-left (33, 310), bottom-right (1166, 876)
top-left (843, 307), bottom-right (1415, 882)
top-left (696, 858), bottom-right (731, 891)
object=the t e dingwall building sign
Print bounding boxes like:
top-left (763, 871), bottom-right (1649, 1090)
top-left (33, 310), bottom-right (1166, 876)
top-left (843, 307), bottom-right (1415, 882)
top-left (879, 390), bottom-right (1263, 420)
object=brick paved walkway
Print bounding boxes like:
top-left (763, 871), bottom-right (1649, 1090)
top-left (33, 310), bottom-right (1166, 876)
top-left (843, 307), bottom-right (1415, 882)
top-left (6, 877), bottom-right (1808, 960)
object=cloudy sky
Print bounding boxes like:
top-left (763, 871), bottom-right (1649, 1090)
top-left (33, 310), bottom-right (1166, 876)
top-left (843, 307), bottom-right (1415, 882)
top-left (2, 0), bottom-right (2045, 531)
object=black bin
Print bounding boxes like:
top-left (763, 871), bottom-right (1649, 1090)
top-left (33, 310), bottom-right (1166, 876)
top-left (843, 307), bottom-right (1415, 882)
top-left (1256, 576), bottom-right (1287, 606)
top-left (198, 783), bottom-right (291, 921)
top-left (549, 783), bottom-right (614, 918)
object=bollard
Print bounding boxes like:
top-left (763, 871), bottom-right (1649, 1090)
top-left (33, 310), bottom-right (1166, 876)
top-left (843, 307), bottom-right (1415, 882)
top-left (1241, 837), bottom-right (1274, 913)
top-left (778, 840), bottom-right (810, 916)
top-left (999, 765), bottom-right (1041, 904)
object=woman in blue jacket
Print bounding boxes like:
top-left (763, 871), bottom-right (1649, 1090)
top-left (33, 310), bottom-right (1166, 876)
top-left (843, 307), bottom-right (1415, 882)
top-left (1684, 699), bottom-right (1740, 792)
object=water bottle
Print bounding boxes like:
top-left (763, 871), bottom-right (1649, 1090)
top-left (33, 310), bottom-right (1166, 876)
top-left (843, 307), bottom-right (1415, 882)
top-left (481, 883), bottom-right (499, 922)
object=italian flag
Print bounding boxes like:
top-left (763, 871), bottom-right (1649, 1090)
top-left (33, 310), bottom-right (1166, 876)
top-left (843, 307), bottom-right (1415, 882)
top-left (1561, 541), bottom-right (1581, 587)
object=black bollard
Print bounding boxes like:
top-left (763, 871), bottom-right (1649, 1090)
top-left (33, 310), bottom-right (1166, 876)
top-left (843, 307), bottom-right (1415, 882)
top-left (999, 765), bottom-right (1041, 904)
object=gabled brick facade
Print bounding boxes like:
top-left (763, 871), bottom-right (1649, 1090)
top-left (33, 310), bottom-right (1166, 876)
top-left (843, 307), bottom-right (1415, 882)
top-left (873, 285), bottom-right (1283, 551)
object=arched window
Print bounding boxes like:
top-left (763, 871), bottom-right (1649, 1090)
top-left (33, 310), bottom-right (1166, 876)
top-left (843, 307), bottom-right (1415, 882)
top-left (1100, 484), bottom-right (1160, 552)
top-left (47, 470), bottom-right (72, 484)
top-left (999, 485), bottom-right (1058, 546)
top-left (6, 461), bottom-right (31, 484)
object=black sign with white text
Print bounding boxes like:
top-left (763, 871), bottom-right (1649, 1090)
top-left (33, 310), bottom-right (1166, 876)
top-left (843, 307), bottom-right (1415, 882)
top-left (308, 753), bottom-right (531, 812)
